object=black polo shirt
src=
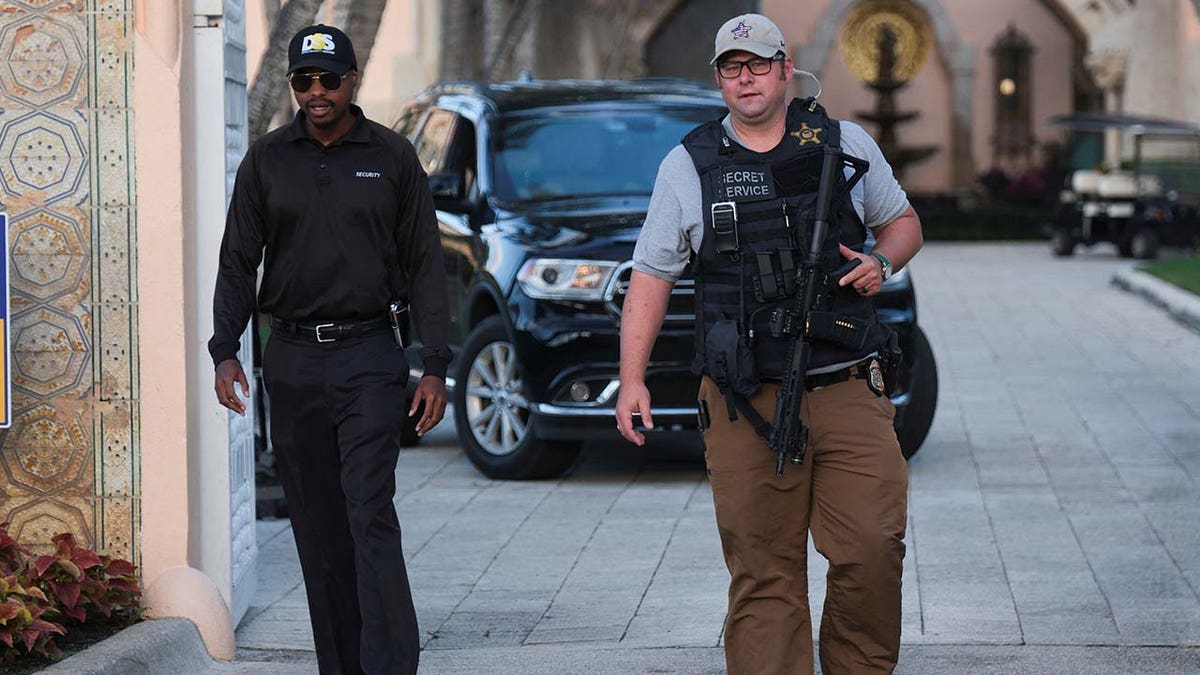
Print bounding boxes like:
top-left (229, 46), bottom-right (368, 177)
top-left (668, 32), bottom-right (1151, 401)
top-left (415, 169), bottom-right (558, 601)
top-left (208, 106), bottom-right (451, 377)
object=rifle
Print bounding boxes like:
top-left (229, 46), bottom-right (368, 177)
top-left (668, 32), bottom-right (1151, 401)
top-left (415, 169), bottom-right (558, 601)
top-left (767, 147), bottom-right (870, 475)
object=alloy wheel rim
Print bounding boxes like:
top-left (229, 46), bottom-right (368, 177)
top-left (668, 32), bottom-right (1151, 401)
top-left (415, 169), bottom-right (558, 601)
top-left (463, 340), bottom-right (529, 456)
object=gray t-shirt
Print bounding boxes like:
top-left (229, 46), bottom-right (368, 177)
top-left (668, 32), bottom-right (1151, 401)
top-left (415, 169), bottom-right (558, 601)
top-left (633, 116), bottom-right (909, 282)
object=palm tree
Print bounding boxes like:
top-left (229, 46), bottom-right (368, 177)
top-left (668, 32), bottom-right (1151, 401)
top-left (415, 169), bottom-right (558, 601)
top-left (334, 0), bottom-right (390, 83)
top-left (247, 0), bottom-right (323, 139)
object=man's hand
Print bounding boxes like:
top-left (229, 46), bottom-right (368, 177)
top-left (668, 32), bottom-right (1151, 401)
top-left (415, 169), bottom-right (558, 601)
top-left (409, 375), bottom-right (447, 436)
top-left (215, 359), bottom-right (249, 416)
top-left (615, 381), bottom-right (653, 446)
top-left (836, 244), bottom-right (883, 296)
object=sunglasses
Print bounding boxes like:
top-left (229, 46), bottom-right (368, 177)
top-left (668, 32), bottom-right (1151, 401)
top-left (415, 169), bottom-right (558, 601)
top-left (288, 71), bottom-right (347, 93)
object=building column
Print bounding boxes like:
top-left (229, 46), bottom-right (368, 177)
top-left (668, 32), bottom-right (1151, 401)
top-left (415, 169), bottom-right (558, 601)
top-left (1085, 50), bottom-right (1128, 168)
top-left (135, 1), bottom-right (235, 660)
top-left (949, 43), bottom-right (977, 192)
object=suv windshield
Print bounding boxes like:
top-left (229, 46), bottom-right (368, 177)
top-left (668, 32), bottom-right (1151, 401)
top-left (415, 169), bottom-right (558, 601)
top-left (491, 105), bottom-right (722, 203)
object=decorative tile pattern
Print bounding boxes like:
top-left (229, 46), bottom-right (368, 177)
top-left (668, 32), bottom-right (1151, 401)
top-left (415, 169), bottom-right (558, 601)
top-left (0, 110), bottom-right (87, 203)
top-left (0, 0), bottom-right (138, 565)
top-left (0, 12), bottom-right (85, 107)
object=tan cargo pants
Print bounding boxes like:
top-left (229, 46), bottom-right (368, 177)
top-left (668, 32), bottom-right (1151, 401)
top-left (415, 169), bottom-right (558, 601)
top-left (698, 372), bottom-right (908, 675)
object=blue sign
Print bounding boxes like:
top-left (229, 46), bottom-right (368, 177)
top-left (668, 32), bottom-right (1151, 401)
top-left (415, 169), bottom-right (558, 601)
top-left (0, 213), bottom-right (8, 428)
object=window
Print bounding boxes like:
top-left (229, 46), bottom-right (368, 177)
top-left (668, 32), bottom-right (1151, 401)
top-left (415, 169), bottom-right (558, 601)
top-left (490, 106), bottom-right (720, 203)
top-left (991, 24), bottom-right (1035, 163)
top-left (412, 109), bottom-right (457, 175)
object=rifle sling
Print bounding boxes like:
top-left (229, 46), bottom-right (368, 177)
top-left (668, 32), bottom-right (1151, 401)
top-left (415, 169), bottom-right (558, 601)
top-left (728, 391), bottom-right (774, 442)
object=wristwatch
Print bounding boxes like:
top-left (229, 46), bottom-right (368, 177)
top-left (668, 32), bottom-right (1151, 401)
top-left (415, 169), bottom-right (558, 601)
top-left (870, 251), bottom-right (893, 281)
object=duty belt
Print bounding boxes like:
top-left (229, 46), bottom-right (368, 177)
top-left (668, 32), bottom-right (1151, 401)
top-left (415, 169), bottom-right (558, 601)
top-left (270, 315), bottom-right (391, 344)
top-left (805, 359), bottom-right (874, 391)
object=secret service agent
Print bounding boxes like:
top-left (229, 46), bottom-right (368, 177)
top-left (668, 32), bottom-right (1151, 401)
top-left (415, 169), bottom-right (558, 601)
top-left (617, 12), bottom-right (923, 675)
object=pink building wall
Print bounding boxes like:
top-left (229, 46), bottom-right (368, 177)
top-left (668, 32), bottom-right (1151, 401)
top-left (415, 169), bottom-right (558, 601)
top-left (763, 0), bottom-right (1076, 194)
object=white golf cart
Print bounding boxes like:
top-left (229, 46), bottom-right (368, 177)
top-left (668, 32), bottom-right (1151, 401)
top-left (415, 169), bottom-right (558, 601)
top-left (1048, 113), bottom-right (1200, 259)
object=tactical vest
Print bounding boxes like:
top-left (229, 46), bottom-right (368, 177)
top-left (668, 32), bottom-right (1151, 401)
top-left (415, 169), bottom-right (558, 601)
top-left (683, 98), bottom-right (889, 385)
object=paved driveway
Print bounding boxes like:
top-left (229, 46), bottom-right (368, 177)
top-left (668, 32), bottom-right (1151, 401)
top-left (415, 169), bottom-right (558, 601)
top-left (236, 242), bottom-right (1200, 673)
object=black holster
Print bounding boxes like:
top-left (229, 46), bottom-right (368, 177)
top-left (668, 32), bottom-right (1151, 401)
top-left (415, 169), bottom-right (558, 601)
top-left (880, 329), bottom-right (903, 396)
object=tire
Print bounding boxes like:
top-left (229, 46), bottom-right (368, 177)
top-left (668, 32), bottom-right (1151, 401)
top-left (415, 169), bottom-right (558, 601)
top-left (1050, 228), bottom-right (1076, 257)
top-left (453, 316), bottom-right (582, 479)
top-left (1131, 228), bottom-right (1160, 260)
top-left (896, 325), bottom-right (937, 460)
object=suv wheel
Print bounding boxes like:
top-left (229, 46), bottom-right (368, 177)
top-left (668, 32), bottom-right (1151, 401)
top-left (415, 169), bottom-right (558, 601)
top-left (897, 325), bottom-right (937, 460)
top-left (454, 316), bottom-right (582, 479)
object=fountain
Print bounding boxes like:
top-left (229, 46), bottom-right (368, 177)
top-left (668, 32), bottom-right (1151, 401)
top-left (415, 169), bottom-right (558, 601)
top-left (853, 24), bottom-right (938, 178)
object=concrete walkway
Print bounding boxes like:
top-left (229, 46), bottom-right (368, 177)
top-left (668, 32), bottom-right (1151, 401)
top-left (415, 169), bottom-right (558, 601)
top-left (231, 242), bottom-right (1200, 673)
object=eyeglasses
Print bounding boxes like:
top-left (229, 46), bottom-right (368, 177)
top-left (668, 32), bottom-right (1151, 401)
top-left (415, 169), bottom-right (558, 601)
top-left (716, 54), bottom-right (783, 79)
top-left (288, 71), bottom-right (347, 93)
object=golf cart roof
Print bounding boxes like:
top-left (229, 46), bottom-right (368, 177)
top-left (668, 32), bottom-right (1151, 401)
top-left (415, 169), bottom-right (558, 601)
top-left (1049, 112), bottom-right (1200, 137)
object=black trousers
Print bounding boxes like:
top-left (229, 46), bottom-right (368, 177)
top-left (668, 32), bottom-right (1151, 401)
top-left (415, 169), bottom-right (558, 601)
top-left (262, 329), bottom-right (419, 675)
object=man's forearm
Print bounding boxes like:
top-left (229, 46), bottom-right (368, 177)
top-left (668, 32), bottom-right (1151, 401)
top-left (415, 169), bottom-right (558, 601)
top-left (619, 271), bottom-right (675, 385)
top-left (872, 205), bottom-right (923, 270)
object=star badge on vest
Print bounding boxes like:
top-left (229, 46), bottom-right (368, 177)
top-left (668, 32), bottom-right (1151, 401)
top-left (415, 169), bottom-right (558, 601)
top-left (302, 32), bottom-right (337, 54)
top-left (790, 122), bottom-right (823, 147)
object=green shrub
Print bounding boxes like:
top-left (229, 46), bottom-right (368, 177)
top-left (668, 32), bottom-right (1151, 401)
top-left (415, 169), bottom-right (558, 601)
top-left (911, 202), bottom-right (1050, 241)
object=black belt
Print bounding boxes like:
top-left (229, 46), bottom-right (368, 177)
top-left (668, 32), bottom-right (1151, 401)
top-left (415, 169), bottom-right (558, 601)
top-left (805, 360), bottom-right (872, 391)
top-left (270, 315), bottom-right (390, 343)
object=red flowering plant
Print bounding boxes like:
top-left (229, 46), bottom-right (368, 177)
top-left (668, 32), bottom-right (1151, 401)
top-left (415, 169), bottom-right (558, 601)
top-left (0, 573), bottom-right (65, 663)
top-left (0, 523), bottom-right (65, 661)
top-left (0, 525), bottom-right (30, 576)
top-left (27, 533), bottom-right (143, 625)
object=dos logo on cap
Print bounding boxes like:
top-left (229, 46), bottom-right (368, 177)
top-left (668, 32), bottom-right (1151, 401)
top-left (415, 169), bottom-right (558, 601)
top-left (302, 33), bottom-right (336, 55)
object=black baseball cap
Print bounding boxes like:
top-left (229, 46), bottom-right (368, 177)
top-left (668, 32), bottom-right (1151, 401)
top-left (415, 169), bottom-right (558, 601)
top-left (287, 24), bottom-right (357, 75)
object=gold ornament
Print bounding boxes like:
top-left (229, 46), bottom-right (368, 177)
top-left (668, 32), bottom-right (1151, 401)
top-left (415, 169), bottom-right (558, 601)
top-left (838, 0), bottom-right (933, 85)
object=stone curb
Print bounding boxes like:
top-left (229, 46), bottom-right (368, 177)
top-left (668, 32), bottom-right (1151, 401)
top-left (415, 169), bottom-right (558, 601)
top-left (1112, 266), bottom-right (1200, 333)
top-left (38, 618), bottom-right (215, 675)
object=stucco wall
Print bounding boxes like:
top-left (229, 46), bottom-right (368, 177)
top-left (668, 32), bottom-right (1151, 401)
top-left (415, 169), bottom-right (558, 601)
top-left (0, 0), bottom-right (139, 559)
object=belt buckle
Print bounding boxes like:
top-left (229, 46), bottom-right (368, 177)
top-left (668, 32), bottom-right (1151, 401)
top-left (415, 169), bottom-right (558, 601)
top-left (315, 322), bottom-right (337, 343)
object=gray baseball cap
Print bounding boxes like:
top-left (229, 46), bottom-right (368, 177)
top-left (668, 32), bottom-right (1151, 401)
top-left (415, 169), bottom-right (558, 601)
top-left (711, 14), bottom-right (787, 64)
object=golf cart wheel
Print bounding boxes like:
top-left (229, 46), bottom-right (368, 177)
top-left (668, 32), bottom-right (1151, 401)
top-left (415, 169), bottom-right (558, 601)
top-left (1050, 228), bottom-right (1076, 257)
top-left (453, 316), bottom-right (582, 480)
top-left (1131, 229), bottom-right (1160, 260)
top-left (897, 325), bottom-right (937, 460)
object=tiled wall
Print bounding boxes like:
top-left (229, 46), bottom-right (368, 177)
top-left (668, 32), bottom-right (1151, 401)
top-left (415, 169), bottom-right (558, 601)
top-left (0, 0), bottom-right (138, 562)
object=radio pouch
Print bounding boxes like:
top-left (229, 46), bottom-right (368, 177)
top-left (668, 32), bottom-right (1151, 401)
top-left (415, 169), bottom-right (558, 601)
top-left (705, 319), bottom-right (760, 420)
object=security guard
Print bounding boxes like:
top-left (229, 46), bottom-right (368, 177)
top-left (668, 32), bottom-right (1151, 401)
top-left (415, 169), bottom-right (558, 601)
top-left (209, 25), bottom-right (451, 675)
top-left (616, 13), bottom-right (923, 675)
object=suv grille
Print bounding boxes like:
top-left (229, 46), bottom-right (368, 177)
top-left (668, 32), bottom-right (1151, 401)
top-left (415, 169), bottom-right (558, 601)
top-left (605, 261), bottom-right (696, 325)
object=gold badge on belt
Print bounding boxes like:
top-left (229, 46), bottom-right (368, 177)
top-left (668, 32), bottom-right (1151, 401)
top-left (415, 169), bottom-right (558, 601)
top-left (867, 358), bottom-right (886, 397)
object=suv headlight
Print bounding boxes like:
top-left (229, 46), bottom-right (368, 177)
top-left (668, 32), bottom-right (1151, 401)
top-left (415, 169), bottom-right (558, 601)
top-left (518, 259), bottom-right (620, 301)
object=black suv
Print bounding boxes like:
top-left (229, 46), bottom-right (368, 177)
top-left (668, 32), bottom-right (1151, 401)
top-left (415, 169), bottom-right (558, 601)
top-left (395, 79), bottom-right (937, 479)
